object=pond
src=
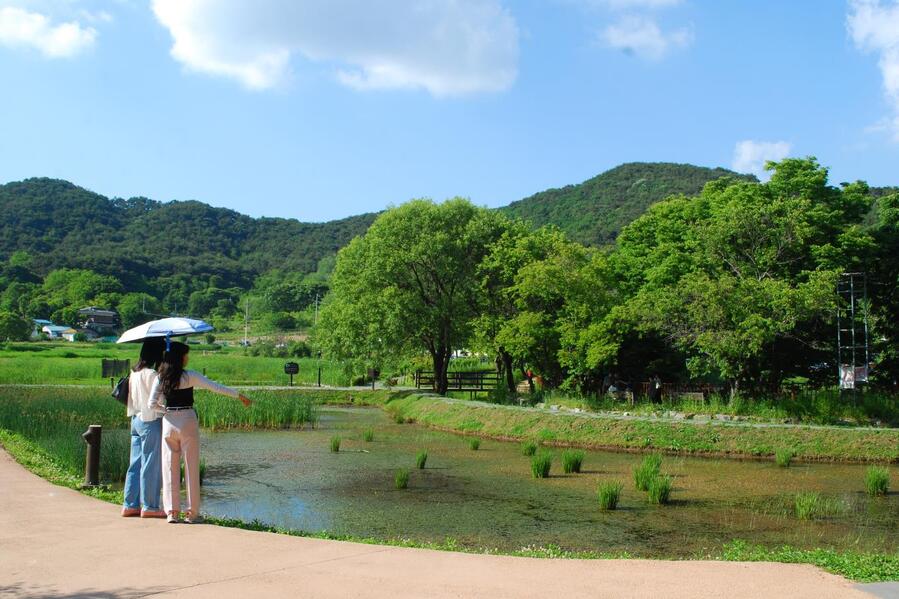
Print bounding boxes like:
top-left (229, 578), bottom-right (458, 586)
top-left (198, 407), bottom-right (899, 556)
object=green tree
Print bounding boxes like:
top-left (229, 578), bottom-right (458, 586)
top-left (317, 198), bottom-right (509, 394)
top-left (613, 158), bottom-right (873, 395)
top-left (0, 311), bottom-right (31, 341)
top-left (117, 293), bottom-right (160, 329)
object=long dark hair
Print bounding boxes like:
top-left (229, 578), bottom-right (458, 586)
top-left (132, 339), bottom-right (164, 372)
top-left (157, 341), bottom-right (190, 397)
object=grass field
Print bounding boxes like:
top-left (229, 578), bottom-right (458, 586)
top-left (0, 342), bottom-right (351, 386)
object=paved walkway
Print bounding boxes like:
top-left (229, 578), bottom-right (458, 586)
top-left (0, 450), bottom-right (888, 599)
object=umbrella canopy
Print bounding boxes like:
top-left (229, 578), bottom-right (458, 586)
top-left (116, 317), bottom-right (214, 344)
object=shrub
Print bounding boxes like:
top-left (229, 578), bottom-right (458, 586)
top-left (521, 441), bottom-right (538, 456)
top-left (468, 438), bottom-right (480, 451)
top-left (395, 468), bottom-right (410, 489)
top-left (330, 435), bottom-right (341, 453)
top-left (647, 475), bottom-right (673, 505)
top-left (633, 454), bottom-right (662, 491)
top-left (775, 448), bottom-right (794, 468)
top-left (531, 452), bottom-right (552, 478)
top-left (562, 449), bottom-right (585, 474)
top-left (597, 481), bottom-right (622, 510)
top-left (362, 429), bottom-right (374, 442)
top-left (865, 466), bottom-right (890, 497)
top-left (795, 492), bottom-right (821, 520)
top-left (416, 450), bottom-right (428, 470)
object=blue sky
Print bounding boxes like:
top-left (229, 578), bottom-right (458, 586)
top-left (1, 0), bottom-right (898, 222)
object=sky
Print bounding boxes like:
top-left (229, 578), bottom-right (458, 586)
top-left (1, 0), bottom-right (898, 223)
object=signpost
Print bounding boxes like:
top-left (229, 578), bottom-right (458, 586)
top-left (284, 362), bottom-right (299, 386)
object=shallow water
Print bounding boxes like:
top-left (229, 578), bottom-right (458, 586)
top-left (198, 407), bottom-right (899, 556)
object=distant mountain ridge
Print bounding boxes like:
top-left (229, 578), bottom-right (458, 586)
top-left (0, 163), bottom-right (763, 295)
top-left (500, 162), bottom-right (758, 246)
top-left (0, 177), bottom-right (377, 293)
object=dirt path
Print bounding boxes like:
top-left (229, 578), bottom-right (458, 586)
top-left (0, 449), bottom-right (886, 598)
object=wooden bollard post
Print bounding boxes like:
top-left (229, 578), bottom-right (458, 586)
top-left (82, 424), bottom-right (101, 487)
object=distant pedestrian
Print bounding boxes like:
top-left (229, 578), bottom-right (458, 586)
top-left (649, 374), bottom-right (663, 404)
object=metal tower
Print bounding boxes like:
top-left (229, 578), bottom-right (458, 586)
top-left (836, 272), bottom-right (870, 390)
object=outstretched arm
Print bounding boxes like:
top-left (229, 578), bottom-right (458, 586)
top-left (185, 371), bottom-right (251, 406)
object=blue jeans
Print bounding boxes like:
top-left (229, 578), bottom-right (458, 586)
top-left (123, 416), bottom-right (162, 511)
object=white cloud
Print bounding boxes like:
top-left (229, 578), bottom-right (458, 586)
top-left (601, 15), bottom-right (692, 60)
top-left (0, 6), bottom-right (96, 58)
top-left (847, 0), bottom-right (899, 141)
top-left (732, 140), bottom-right (792, 179)
top-left (151, 0), bottom-right (519, 96)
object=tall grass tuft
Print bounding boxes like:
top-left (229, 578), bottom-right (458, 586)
top-left (521, 441), bottom-right (538, 456)
top-left (468, 438), bottom-right (480, 451)
top-left (775, 448), bottom-right (794, 468)
top-left (395, 468), bottom-right (410, 489)
top-left (597, 481), bottom-right (623, 510)
top-left (394, 412), bottom-right (406, 424)
top-left (865, 466), bottom-right (890, 497)
top-left (561, 449), bottom-right (585, 474)
top-left (633, 454), bottom-right (662, 491)
top-left (647, 475), bottom-right (673, 504)
top-left (531, 452), bottom-right (552, 478)
top-left (330, 435), bottom-right (341, 453)
top-left (362, 429), bottom-right (374, 442)
top-left (416, 450), bottom-right (428, 470)
top-left (795, 491), bottom-right (821, 520)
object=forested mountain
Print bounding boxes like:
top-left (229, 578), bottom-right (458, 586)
top-left (0, 178), bottom-right (377, 297)
top-left (500, 162), bottom-right (757, 246)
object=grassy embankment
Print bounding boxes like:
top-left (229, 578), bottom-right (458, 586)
top-left (0, 342), bottom-right (350, 386)
top-left (384, 394), bottom-right (899, 463)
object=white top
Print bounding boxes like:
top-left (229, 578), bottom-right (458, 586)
top-left (148, 370), bottom-right (239, 415)
top-left (127, 368), bottom-right (161, 423)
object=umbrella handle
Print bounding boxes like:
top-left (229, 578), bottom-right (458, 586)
top-left (165, 332), bottom-right (171, 352)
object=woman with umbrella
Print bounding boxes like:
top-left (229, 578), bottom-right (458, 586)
top-left (148, 341), bottom-right (252, 524)
top-left (121, 338), bottom-right (166, 518)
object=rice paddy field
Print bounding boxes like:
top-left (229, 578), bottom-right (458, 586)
top-left (0, 342), bottom-right (351, 386)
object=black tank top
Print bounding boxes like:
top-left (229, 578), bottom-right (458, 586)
top-left (167, 387), bottom-right (194, 408)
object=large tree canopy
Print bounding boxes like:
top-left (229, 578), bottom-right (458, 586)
top-left (316, 198), bottom-right (510, 394)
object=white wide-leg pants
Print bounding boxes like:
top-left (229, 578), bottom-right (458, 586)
top-left (161, 409), bottom-right (201, 517)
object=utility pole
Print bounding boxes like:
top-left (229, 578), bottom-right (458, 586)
top-left (244, 297), bottom-right (250, 346)
top-left (314, 292), bottom-right (320, 327)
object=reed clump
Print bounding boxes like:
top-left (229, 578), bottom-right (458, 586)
top-left (647, 475), bottom-right (673, 505)
top-left (633, 454), bottom-right (662, 491)
top-left (597, 481), bottom-right (622, 510)
top-left (362, 429), bottom-right (374, 442)
top-left (521, 441), bottom-right (538, 456)
top-left (865, 466), bottom-right (890, 497)
top-left (775, 448), bottom-right (794, 468)
top-left (468, 438), bottom-right (480, 451)
top-left (416, 450), bottom-right (428, 470)
top-left (795, 491), bottom-right (821, 520)
top-left (330, 436), bottom-right (341, 453)
top-left (395, 468), bottom-right (410, 489)
top-left (562, 449), bottom-right (585, 474)
top-left (531, 452), bottom-right (552, 478)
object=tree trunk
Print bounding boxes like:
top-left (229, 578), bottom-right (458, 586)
top-left (433, 348), bottom-right (450, 395)
top-left (499, 347), bottom-right (515, 393)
